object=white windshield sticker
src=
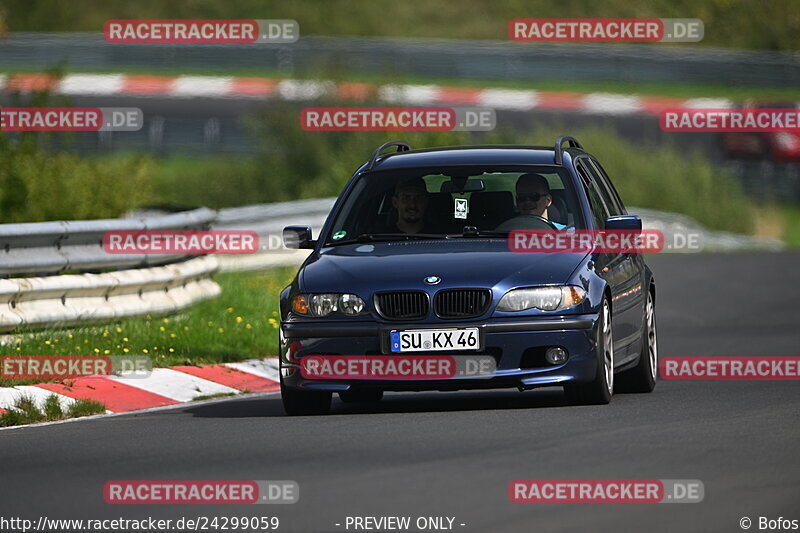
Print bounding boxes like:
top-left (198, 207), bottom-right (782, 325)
top-left (454, 198), bottom-right (468, 219)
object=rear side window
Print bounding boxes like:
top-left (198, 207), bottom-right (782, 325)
top-left (587, 159), bottom-right (626, 215)
top-left (576, 160), bottom-right (609, 229)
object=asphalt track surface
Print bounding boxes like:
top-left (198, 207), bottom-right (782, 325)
top-left (1, 251), bottom-right (799, 533)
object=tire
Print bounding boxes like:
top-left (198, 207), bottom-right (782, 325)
top-left (617, 289), bottom-right (658, 393)
top-left (339, 388), bottom-right (384, 403)
top-left (564, 298), bottom-right (614, 405)
top-left (281, 376), bottom-right (332, 416)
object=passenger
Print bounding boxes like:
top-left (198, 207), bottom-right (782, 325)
top-left (496, 173), bottom-right (567, 231)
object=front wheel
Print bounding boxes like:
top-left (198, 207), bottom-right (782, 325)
top-left (617, 289), bottom-right (658, 393)
top-left (564, 298), bottom-right (614, 405)
top-left (281, 375), bottom-right (332, 416)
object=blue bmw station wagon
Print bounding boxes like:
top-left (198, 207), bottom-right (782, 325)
top-left (279, 137), bottom-right (657, 415)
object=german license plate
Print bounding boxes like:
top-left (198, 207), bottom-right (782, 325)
top-left (390, 328), bottom-right (480, 353)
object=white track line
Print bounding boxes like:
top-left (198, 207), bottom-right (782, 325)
top-left (224, 359), bottom-right (280, 382)
top-left (170, 76), bottom-right (234, 98)
top-left (477, 89), bottom-right (538, 110)
top-left (0, 385), bottom-right (77, 412)
top-left (682, 97), bottom-right (734, 109)
top-left (277, 79), bottom-right (334, 100)
top-left (106, 368), bottom-right (238, 402)
top-left (57, 74), bottom-right (124, 96)
top-left (582, 93), bottom-right (642, 115)
top-left (0, 390), bottom-right (281, 432)
top-left (377, 84), bottom-right (441, 105)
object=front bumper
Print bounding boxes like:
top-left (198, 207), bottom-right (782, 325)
top-left (280, 314), bottom-right (600, 392)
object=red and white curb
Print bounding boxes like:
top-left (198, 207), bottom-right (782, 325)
top-left (0, 358), bottom-right (280, 417)
top-left (0, 72), bottom-right (746, 116)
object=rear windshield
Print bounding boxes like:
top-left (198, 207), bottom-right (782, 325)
top-left (324, 165), bottom-right (586, 244)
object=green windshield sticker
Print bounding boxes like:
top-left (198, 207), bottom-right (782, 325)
top-left (332, 230), bottom-right (347, 240)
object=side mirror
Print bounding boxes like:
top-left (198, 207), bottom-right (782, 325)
top-left (604, 215), bottom-right (642, 232)
top-left (283, 226), bottom-right (314, 249)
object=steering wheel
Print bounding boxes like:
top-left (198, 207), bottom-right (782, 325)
top-left (495, 214), bottom-right (558, 231)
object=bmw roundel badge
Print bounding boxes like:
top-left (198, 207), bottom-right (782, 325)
top-left (424, 275), bottom-right (441, 285)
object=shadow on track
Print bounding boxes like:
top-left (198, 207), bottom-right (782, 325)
top-left (181, 388), bottom-right (602, 419)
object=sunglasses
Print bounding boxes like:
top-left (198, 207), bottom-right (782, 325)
top-left (517, 192), bottom-right (548, 202)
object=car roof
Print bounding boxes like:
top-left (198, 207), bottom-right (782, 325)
top-left (366, 145), bottom-right (587, 171)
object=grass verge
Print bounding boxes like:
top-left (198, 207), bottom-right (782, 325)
top-left (0, 394), bottom-right (105, 427)
top-left (777, 204), bottom-right (800, 247)
top-left (0, 267), bottom-right (298, 386)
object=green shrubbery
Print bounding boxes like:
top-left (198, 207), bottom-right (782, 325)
top-left (3, 0), bottom-right (798, 51)
top-left (558, 128), bottom-right (753, 234)
top-left (0, 267), bottom-right (296, 367)
top-left (151, 105), bottom-right (752, 233)
top-left (0, 102), bottom-right (752, 234)
top-left (0, 134), bottom-right (154, 223)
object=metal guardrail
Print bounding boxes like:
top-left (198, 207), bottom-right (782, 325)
top-left (2, 33), bottom-right (799, 88)
top-left (0, 199), bottom-right (330, 333)
top-left (0, 208), bottom-right (219, 333)
top-left (212, 198), bottom-right (334, 272)
top-left (0, 208), bottom-right (215, 277)
top-left (212, 197), bottom-right (783, 272)
top-left (0, 196), bottom-right (782, 334)
top-left (0, 256), bottom-right (220, 333)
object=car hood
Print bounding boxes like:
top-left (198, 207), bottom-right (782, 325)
top-left (300, 240), bottom-right (588, 293)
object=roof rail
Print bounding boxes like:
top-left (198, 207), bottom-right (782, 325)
top-left (366, 141), bottom-right (411, 171)
top-left (554, 136), bottom-right (583, 165)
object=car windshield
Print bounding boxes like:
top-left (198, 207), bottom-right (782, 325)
top-left (324, 165), bottom-right (586, 244)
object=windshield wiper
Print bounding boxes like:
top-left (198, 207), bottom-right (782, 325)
top-left (447, 229), bottom-right (510, 238)
top-left (328, 233), bottom-right (447, 245)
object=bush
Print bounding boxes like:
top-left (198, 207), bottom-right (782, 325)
top-left (243, 105), bottom-right (752, 233)
top-left (147, 103), bottom-right (752, 233)
top-left (0, 135), bottom-right (155, 223)
top-left (555, 127), bottom-right (753, 233)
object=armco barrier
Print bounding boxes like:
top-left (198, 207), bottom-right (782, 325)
top-left (0, 197), bottom-right (781, 334)
top-left (0, 256), bottom-right (220, 333)
top-left (0, 209), bottom-right (219, 333)
top-left (2, 33), bottom-right (799, 88)
top-left (212, 198), bottom-right (334, 272)
top-left (0, 208), bottom-right (216, 277)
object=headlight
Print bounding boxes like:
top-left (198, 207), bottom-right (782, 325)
top-left (497, 286), bottom-right (586, 312)
top-left (339, 294), bottom-right (366, 315)
top-left (310, 294), bottom-right (338, 316)
top-left (292, 294), bottom-right (367, 317)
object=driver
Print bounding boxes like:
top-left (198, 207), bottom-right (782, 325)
top-left (390, 177), bottom-right (431, 234)
top-left (495, 173), bottom-right (567, 231)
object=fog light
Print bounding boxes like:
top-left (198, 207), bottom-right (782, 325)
top-left (545, 347), bottom-right (568, 365)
